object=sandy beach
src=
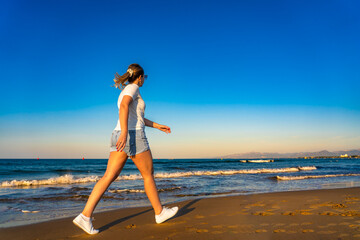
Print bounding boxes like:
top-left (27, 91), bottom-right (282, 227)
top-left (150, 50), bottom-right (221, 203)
top-left (0, 187), bottom-right (359, 240)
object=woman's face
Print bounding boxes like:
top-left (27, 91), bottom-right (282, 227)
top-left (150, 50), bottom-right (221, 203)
top-left (139, 74), bottom-right (147, 87)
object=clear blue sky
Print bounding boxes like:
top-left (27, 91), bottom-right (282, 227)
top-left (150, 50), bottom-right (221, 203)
top-left (1, 0), bottom-right (359, 158)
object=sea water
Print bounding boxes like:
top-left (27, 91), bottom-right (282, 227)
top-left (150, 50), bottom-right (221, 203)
top-left (0, 158), bottom-right (359, 227)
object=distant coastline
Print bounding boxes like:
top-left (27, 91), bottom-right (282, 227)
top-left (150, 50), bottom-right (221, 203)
top-left (219, 149), bottom-right (360, 159)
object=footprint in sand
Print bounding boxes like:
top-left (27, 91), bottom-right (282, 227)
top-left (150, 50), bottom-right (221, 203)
top-left (332, 203), bottom-right (347, 209)
top-left (270, 205), bottom-right (281, 210)
top-left (339, 222), bottom-right (351, 225)
top-left (255, 229), bottom-right (267, 233)
top-left (302, 229), bottom-right (315, 233)
top-left (300, 211), bottom-right (313, 216)
top-left (185, 226), bottom-right (196, 231)
top-left (125, 224), bottom-right (136, 229)
top-left (282, 211), bottom-right (296, 216)
top-left (252, 211), bottom-right (274, 216)
top-left (319, 211), bottom-right (338, 216)
top-left (341, 211), bottom-right (360, 217)
top-left (289, 223), bottom-right (299, 227)
top-left (164, 221), bottom-right (187, 226)
top-left (349, 224), bottom-right (360, 228)
top-left (274, 223), bottom-right (286, 227)
top-left (196, 229), bottom-right (209, 233)
top-left (273, 229), bottom-right (286, 233)
top-left (345, 197), bottom-right (359, 201)
top-left (318, 230), bottom-right (336, 234)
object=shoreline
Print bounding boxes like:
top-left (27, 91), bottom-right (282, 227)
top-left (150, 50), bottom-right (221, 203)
top-left (1, 187), bottom-right (359, 239)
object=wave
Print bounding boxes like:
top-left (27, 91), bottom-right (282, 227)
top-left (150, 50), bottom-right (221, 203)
top-left (108, 186), bottom-right (181, 194)
top-left (0, 175), bottom-right (100, 187)
top-left (276, 173), bottom-right (360, 181)
top-left (1, 166), bottom-right (316, 187)
top-left (7, 206), bottom-right (40, 213)
top-left (242, 160), bottom-right (274, 163)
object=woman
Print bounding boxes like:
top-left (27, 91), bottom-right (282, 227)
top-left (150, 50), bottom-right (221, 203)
top-left (73, 63), bottom-right (178, 234)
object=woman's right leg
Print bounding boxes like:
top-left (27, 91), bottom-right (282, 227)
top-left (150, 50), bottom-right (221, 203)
top-left (82, 151), bottom-right (128, 218)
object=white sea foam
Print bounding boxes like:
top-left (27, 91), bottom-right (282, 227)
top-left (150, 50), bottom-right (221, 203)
top-left (247, 160), bottom-right (274, 163)
top-left (298, 166), bottom-right (317, 171)
top-left (8, 206), bottom-right (40, 213)
top-left (108, 189), bottom-right (145, 193)
top-left (276, 173), bottom-right (360, 181)
top-left (108, 186), bottom-right (181, 194)
top-left (1, 174), bottom-right (100, 187)
top-left (21, 210), bottom-right (40, 213)
top-left (1, 166), bottom-right (317, 187)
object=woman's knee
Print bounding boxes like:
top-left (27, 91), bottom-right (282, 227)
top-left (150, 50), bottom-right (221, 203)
top-left (102, 172), bottom-right (118, 182)
top-left (142, 168), bottom-right (154, 180)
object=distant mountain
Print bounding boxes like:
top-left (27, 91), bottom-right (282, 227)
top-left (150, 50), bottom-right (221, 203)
top-left (218, 149), bottom-right (360, 159)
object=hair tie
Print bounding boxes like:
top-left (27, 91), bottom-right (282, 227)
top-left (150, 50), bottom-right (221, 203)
top-left (127, 68), bottom-right (134, 77)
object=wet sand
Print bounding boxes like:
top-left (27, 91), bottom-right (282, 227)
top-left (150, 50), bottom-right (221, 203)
top-left (1, 187), bottom-right (359, 240)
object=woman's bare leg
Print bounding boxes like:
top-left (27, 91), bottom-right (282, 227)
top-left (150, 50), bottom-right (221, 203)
top-left (131, 150), bottom-right (163, 215)
top-left (82, 151), bottom-right (128, 218)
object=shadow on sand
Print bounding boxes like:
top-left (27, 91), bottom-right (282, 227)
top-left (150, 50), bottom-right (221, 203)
top-left (99, 198), bottom-right (201, 231)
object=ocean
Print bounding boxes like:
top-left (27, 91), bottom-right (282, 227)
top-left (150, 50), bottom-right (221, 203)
top-left (0, 158), bottom-right (359, 228)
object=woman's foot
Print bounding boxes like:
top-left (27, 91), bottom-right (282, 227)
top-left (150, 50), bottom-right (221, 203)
top-left (155, 206), bottom-right (179, 224)
top-left (73, 213), bottom-right (99, 234)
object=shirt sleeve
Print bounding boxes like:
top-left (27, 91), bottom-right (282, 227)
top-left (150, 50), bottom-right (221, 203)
top-left (122, 84), bottom-right (139, 100)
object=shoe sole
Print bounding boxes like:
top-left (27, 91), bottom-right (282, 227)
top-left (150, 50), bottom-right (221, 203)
top-left (72, 219), bottom-right (99, 235)
top-left (156, 208), bottom-right (179, 224)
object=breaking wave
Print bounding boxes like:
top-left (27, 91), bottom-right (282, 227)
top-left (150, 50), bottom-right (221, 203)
top-left (276, 173), bottom-right (360, 181)
top-left (241, 159), bottom-right (274, 163)
top-left (1, 166), bottom-right (316, 187)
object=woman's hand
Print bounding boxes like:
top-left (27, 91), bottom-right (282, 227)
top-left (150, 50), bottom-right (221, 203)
top-left (116, 132), bottom-right (127, 152)
top-left (157, 124), bottom-right (171, 134)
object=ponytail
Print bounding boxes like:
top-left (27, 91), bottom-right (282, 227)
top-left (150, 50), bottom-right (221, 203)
top-left (113, 63), bottom-right (144, 89)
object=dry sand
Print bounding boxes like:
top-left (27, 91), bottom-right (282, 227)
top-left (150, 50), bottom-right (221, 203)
top-left (1, 187), bottom-right (360, 240)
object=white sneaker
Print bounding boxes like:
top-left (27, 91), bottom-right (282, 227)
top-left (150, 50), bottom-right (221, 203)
top-left (73, 213), bottom-right (99, 235)
top-left (155, 206), bottom-right (179, 224)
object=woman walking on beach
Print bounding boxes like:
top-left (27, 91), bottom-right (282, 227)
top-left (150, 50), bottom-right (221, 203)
top-left (73, 63), bottom-right (178, 234)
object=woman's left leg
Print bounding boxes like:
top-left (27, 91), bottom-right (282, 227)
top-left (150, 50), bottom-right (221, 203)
top-left (130, 150), bottom-right (163, 215)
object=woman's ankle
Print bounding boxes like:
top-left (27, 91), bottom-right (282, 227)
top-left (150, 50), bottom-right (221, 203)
top-left (81, 211), bottom-right (91, 218)
top-left (154, 206), bottom-right (163, 215)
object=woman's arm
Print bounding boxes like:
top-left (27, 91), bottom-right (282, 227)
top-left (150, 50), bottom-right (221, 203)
top-left (144, 118), bottom-right (171, 134)
top-left (116, 96), bottom-right (133, 152)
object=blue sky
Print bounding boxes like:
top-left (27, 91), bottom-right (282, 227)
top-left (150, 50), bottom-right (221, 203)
top-left (0, 0), bottom-right (359, 158)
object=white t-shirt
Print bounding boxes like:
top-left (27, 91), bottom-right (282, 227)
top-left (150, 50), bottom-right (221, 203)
top-left (114, 83), bottom-right (145, 131)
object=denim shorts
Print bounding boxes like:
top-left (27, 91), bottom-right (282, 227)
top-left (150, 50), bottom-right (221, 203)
top-left (110, 129), bottom-right (150, 156)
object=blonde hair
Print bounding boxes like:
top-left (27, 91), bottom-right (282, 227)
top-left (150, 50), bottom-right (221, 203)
top-left (113, 63), bottom-right (144, 89)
